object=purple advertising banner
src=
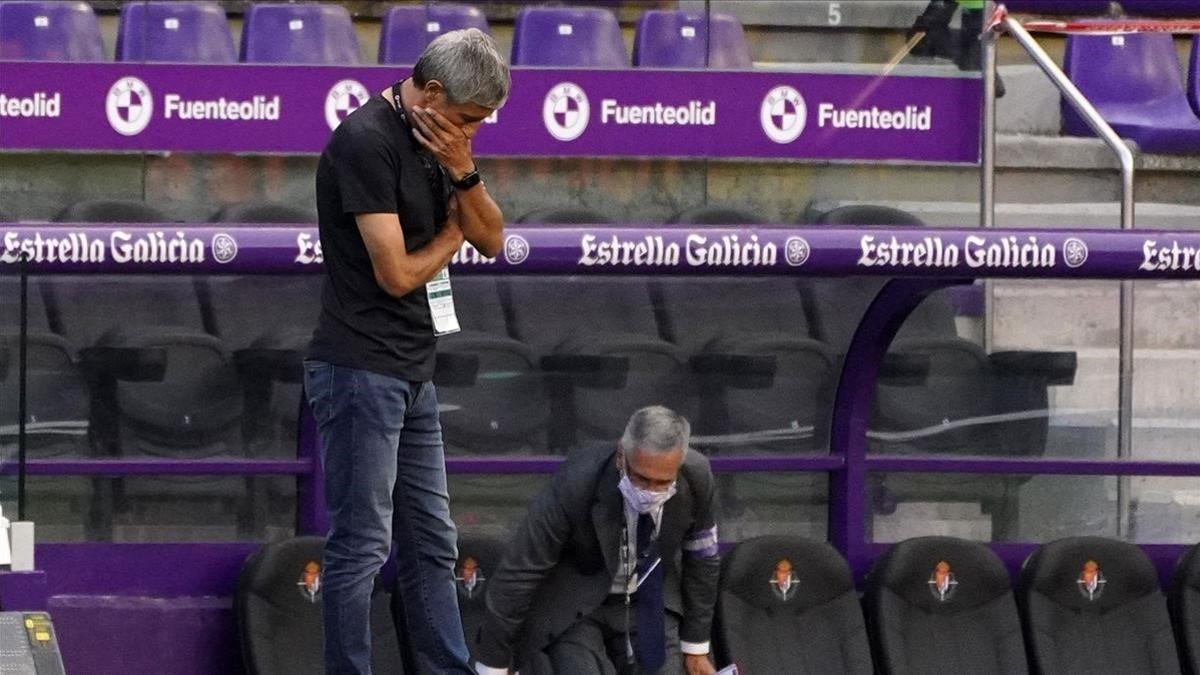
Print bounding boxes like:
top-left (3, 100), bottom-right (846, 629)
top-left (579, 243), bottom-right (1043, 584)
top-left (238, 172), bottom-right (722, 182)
top-left (0, 62), bottom-right (981, 163)
top-left (1, 225), bottom-right (1199, 279)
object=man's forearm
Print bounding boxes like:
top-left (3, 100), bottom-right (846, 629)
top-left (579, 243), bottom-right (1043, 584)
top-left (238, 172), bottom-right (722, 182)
top-left (387, 226), bottom-right (461, 297)
top-left (454, 185), bottom-right (504, 258)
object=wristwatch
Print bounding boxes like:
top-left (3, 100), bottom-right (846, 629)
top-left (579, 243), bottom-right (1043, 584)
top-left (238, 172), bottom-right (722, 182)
top-left (451, 167), bottom-right (482, 191)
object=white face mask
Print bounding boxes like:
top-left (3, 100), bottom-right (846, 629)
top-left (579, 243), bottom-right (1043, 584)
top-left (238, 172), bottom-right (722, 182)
top-left (618, 454), bottom-right (677, 514)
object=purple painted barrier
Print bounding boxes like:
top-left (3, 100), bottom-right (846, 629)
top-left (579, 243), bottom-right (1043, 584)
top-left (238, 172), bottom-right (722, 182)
top-left (1, 224), bottom-right (1200, 278)
top-left (0, 62), bottom-right (981, 163)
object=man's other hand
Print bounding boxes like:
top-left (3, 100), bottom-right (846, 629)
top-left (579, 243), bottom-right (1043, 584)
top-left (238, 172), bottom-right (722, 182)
top-left (684, 653), bottom-right (717, 675)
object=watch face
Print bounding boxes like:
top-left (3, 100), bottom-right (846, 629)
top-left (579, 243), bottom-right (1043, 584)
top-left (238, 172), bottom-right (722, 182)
top-left (455, 171), bottom-right (481, 190)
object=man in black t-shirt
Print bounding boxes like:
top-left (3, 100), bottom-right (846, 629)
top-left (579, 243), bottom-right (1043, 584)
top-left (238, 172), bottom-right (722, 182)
top-left (304, 28), bottom-right (509, 675)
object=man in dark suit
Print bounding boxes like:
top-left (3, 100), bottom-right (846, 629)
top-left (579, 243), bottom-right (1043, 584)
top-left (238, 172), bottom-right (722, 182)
top-left (473, 406), bottom-right (720, 675)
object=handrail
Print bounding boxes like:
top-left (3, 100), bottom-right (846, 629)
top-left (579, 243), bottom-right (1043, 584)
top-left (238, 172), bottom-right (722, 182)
top-left (988, 6), bottom-right (1138, 535)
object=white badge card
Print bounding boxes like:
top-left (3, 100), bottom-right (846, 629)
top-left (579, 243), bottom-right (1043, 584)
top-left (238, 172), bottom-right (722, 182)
top-left (426, 267), bottom-right (461, 336)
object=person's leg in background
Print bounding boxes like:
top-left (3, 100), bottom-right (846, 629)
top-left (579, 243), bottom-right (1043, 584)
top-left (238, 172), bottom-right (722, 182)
top-left (391, 380), bottom-right (475, 674)
top-left (305, 361), bottom-right (409, 675)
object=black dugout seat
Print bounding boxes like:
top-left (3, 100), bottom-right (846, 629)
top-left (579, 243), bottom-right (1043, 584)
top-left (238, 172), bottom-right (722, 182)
top-left (865, 536), bottom-right (1027, 675)
top-left (1171, 543), bottom-right (1200, 674)
top-left (207, 202), bottom-right (320, 459)
top-left (807, 204), bottom-right (1075, 538)
top-left (237, 536), bottom-right (404, 674)
top-left (661, 205), bottom-right (832, 454)
top-left (0, 277), bottom-right (93, 536)
top-left (396, 535), bottom-right (505, 667)
top-left (52, 200), bottom-right (247, 538)
top-left (436, 276), bottom-right (548, 453)
top-left (1019, 536), bottom-right (1180, 675)
top-left (715, 535), bottom-right (872, 674)
top-left (509, 208), bottom-right (687, 448)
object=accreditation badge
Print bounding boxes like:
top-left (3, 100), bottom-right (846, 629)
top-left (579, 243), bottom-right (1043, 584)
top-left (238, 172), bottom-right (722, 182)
top-left (426, 267), bottom-right (461, 336)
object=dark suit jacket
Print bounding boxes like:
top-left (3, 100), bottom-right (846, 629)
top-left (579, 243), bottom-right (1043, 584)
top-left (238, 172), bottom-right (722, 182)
top-left (474, 444), bottom-right (720, 670)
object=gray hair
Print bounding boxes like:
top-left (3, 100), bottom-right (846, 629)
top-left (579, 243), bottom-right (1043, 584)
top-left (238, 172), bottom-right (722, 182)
top-left (619, 406), bottom-right (691, 457)
top-left (412, 28), bottom-right (510, 109)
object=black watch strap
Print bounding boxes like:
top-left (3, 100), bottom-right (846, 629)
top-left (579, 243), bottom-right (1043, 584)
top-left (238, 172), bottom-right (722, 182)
top-left (451, 168), bottom-right (482, 191)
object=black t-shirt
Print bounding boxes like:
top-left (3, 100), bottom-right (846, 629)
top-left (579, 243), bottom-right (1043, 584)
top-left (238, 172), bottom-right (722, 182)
top-left (308, 94), bottom-right (449, 382)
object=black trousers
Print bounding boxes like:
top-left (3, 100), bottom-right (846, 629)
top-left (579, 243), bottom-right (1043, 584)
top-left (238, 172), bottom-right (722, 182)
top-left (526, 595), bottom-right (684, 675)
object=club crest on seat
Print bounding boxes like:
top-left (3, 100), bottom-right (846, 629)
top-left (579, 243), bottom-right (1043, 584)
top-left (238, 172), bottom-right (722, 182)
top-left (928, 560), bottom-right (957, 602)
top-left (457, 556), bottom-right (486, 598)
top-left (298, 560), bottom-right (321, 603)
top-left (1077, 560), bottom-right (1106, 601)
top-left (769, 559), bottom-right (798, 601)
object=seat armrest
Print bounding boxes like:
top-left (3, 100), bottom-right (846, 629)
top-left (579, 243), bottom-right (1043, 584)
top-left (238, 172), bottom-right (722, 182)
top-left (989, 351), bottom-right (1077, 386)
top-left (540, 354), bottom-right (629, 389)
top-left (878, 352), bottom-right (931, 385)
top-left (80, 346), bottom-right (167, 382)
top-left (689, 353), bottom-right (776, 389)
top-left (233, 348), bottom-right (303, 384)
top-left (434, 352), bottom-right (480, 387)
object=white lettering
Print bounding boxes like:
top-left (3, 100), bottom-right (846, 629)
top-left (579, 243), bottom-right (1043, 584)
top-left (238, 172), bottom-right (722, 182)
top-left (598, 99), bottom-right (716, 126)
top-left (0, 92), bottom-right (61, 118)
top-left (1140, 239), bottom-right (1200, 272)
top-left (817, 103), bottom-right (932, 131)
top-left (164, 94), bottom-right (281, 121)
top-left (295, 233), bottom-right (323, 265)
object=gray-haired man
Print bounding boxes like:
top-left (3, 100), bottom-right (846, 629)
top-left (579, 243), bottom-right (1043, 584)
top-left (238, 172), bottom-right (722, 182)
top-left (305, 28), bottom-right (510, 674)
top-left (474, 407), bottom-right (721, 675)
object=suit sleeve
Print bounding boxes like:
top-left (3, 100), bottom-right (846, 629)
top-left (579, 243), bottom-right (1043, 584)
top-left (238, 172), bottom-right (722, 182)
top-left (474, 470), bottom-right (575, 669)
top-left (679, 456), bottom-right (721, 647)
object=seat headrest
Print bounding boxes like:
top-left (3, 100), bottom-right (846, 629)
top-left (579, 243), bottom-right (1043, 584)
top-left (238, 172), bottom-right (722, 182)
top-left (54, 199), bottom-right (167, 223)
top-left (210, 202), bottom-right (316, 224)
top-left (240, 536), bottom-right (327, 606)
top-left (516, 207), bottom-right (612, 225)
top-left (1174, 544), bottom-right (1200, 593)
top-left (814, 204), bottom-right (926, 228)
top-left (453, 536), bottom-right (506, 602)
top-left (1022, 536), bottom-right (1160, 612)
top-left (869, 536), bottom-right (1011, 613)
top-left (721, 535), bottom-right (854, 612)
top-left (666, 206), bottom-right (766, 226)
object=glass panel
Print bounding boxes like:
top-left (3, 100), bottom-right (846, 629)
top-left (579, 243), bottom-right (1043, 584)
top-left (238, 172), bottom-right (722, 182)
top-left (869, 472), bottom-right (1117, 544)
top-left (1132, 279), bottom-right (1200, 462)
top-left (868, 280), bottom-right (1120, 462)
top-left (17, 475), bottom-right (296, 543)
top-left (718, 472), bottom-right (828, 542)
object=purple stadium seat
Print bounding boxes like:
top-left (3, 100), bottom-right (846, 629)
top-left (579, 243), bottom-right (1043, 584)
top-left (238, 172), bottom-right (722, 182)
top-left (379, 4), bottom-right (489, 65)
top-left (116, 1), bottom-right (235, 63)
top-left (1063, 31), bottom-right (1200, 154)
top-left (511, 6), bottom-right (626, 67)
top-left (1121, 0), bottom-right (1200, 16)
top-left (1190, 36), bottom-right (1200, 118)
top-left (633, 10), bottom-right (752, 69)
top-left (240, 3), bottom-right (360, 64)
top-left (0, 0), bottom-right (104, 61)
top-left (1002, 0), bottom-right (1111, 13)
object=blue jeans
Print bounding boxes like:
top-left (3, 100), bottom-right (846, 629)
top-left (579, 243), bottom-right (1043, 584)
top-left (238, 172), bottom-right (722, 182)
top-left (304, 360), bottom-right (474, 675)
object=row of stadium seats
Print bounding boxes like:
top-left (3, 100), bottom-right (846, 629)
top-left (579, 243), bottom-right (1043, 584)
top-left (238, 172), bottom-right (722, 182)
top-left (1009, 0), bottom-right (1200, 16)
top-left (238, 533), bottom-right (1200, 674)
top-left (0, 1), bottom-right (751, 68)
top-left (0, 199), bottom-right (1075, 540)
top-left (1065, 31), bottom-right (1200, 153)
